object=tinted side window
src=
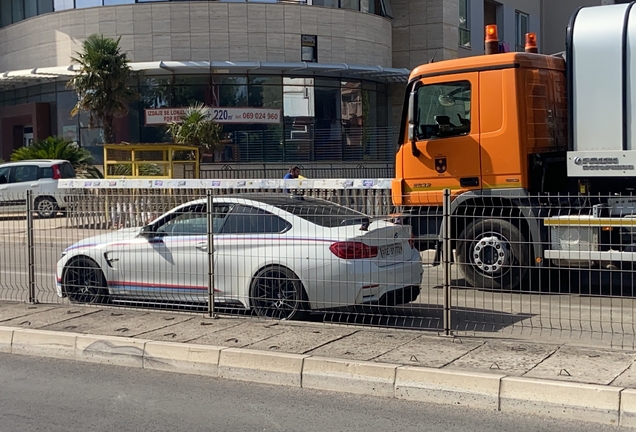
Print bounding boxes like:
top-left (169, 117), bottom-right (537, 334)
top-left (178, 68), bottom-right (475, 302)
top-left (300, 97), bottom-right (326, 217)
top-left (221, 205), bottom-right (291, 234)
top-left (39, 167), bottom-right (53, 179)
top-left (0, 167), bottom-right (10, 183)
top-left (280, 202), bottom-right (369, 227)
top-left (154, 204), bottom-right (232, 235)
top-left (156, 213), bottom-right (207, 236)
top-left (60, 162), bottom-right (76, 178)
top-left (11, 166), bottom-right (38, 182)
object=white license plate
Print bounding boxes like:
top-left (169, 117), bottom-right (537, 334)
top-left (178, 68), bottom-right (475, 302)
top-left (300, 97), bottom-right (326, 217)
top-left (380, 244), bottom-right (403, 257)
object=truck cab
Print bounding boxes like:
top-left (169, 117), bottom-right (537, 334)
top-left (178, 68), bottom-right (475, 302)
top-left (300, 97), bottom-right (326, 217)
top-left (393, 51), bottom-right (569, 248)
top-left (392, 2), bottom-right (636, 292)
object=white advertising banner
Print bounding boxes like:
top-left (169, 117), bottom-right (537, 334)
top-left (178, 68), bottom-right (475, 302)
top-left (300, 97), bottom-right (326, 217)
top-left (58, 178), bottom-right (394, 190)
top-left (144, 107), bottom-right (282, 125)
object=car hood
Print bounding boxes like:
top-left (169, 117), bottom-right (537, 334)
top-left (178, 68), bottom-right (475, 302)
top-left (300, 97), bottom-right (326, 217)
top-left (63, 227), bottom-right (142, 253)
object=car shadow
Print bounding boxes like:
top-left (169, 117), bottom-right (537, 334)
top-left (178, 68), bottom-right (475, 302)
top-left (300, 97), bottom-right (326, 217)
top-left (311, 302), bottom-right (535, 333)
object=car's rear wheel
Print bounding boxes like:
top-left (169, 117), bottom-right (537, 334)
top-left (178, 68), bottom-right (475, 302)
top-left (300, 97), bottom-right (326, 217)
top-left (63, 257), bottom-right (109, 304)
top-left (249, 265), bottom-right (307, 320)
top-left (35, 196), bottom-right (58, 219)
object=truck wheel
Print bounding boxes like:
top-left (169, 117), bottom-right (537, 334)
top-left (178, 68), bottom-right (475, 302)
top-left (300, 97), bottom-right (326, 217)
top-left (457, 219), bottom-right (529, 290)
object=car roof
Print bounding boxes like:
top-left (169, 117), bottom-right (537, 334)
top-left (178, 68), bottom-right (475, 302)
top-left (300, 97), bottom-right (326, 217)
top-left (217, 193), bottom-right (335, 207)
top-left (0, 159), bottom-right (70, 167)
top-left (179, 193), bottom-right (334, 207)
top-left (177, 193), bottom-right (363, 213)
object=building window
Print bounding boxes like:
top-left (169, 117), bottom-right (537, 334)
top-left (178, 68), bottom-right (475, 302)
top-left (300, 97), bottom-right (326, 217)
top-left (11, 0), bottom-right (24, 22)
top-left (37, 0), bottom-right (53, 14)
top-left (53, 0), bottom-right (74, 11)
top-left (515, 11), bottom-right (529, 52)
top-left (24, 0), bottom-right (37, 18)
top-left (459, 0), bottom-right (471, 49)
top-left (301, 35), bottom-right (317, 63)
top-left (0, 0), bottom-right (12, 27)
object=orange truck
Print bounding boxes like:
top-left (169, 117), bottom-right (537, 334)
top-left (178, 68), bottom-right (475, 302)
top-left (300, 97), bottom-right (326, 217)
top-left (393, 2), bottom-right (636, 290)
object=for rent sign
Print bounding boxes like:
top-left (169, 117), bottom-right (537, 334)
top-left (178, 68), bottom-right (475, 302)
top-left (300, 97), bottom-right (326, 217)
top-left (144, 107), bottom-right (281, 126)
top-left (145, 108), bottom-right (187, 125)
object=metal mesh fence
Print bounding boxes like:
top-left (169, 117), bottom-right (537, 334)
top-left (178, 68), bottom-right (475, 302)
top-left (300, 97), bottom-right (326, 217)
top-left (445, 192), bottom-right (636, 348)
top-left (1, 184), bottom-right (636, 347)
top-left (0, 182), bottom-right (445, 331)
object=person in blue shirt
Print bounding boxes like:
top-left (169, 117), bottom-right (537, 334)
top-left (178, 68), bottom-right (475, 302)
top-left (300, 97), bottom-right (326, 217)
top-left (283, 165), bottom-right (304, 194)
top-left (284, 165), bottom-right (301, 179)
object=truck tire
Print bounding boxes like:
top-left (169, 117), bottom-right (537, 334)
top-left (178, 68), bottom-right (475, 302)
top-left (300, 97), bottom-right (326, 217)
top-left (456, 218), bottom-right (529, 290)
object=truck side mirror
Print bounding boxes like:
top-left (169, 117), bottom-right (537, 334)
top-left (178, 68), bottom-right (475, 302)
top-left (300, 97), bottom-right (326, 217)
top-left (407, 90), bottom-right (421, 157)
top-left (408, 90), bottom-right (417, 127)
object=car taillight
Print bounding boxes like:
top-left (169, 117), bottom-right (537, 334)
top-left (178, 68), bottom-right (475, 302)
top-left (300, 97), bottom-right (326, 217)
top-left (329, 242), bottom-right (378, 259)
top-left (52, 165), bottom-right (62, 180)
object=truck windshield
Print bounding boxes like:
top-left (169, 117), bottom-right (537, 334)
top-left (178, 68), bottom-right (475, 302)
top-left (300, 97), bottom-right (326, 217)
top-left (415, 81), bottom-right (471, 140)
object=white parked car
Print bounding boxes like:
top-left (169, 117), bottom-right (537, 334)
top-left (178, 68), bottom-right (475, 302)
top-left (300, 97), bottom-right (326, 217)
top-left (56, 194), bottom-right (423, 319)
top-left (0, 159), bottom-right (77, 218)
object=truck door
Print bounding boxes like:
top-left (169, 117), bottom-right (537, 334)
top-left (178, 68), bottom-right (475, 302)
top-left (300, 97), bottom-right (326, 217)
top-left (403, 73), bottom-right (481, 204)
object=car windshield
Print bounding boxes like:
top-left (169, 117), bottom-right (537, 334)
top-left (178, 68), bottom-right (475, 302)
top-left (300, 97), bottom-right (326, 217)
top-left (277, 201), bottom-right (369, 228)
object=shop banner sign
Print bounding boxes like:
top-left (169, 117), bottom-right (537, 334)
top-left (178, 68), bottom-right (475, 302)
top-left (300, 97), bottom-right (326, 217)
top-left (145, 107), bottom-right (282, 125)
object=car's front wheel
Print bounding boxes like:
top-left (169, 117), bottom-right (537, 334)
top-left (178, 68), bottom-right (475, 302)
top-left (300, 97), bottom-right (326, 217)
top-left (63, 257), bottom-right (109, 304)
top-left (249, 265), bottom-right (307, 320)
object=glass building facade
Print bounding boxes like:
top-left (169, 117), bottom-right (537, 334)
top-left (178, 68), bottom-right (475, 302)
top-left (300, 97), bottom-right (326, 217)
top-left (0, 73), bottom-right (393, 164)
top-left (0, 0), bottom-right (393, 28)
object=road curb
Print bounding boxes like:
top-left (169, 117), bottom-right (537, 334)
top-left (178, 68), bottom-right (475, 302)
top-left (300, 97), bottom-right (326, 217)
top-left (395, 366), bottom-right (504, 411)
top-left (0, 326), bottom-right (629, 427)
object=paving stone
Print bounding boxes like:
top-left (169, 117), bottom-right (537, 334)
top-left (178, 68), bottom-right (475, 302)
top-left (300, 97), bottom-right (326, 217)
top-left (445, 341), bottom-right (558, 376)
top-left (136, 316), bottom-right (243, 342)
top-left (306, 330), bottom-right (420, 361)
top-left (1, 306), bottom-right (97, 329)
top-left (41, 309), bottom-right (192, 337)
top-left (523, 345), bottom-right (636, 385)
top-left (0, 302), bottom-right (55, 322)
top-left (376, 335), bottom-right (483, 368)
top-left (245, 326), bottom-right (356, 354)
top-left (608, 359), bottom-right (636, 387)
top-left (187, 321), bottom-right (289, 348)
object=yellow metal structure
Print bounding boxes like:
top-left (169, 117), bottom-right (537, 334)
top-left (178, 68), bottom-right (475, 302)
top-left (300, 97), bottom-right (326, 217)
top-left (103, 144), bottom-right (200, 179)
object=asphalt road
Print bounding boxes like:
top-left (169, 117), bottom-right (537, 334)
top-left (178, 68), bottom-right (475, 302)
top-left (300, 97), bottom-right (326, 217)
top-left (0, 353), bottom-right (620, 432)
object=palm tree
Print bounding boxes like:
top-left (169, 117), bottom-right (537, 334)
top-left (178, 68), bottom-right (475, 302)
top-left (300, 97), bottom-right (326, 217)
top-left (11, 136), bottom-right (103, 178)
top-left (167, 102), bottom-right (223, 158)
top-left (67, 34), bottom-right (139, 144)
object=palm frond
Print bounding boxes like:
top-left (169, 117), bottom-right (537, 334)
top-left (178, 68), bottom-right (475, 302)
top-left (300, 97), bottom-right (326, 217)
top-left (10, 136), bottom-right (103, 179)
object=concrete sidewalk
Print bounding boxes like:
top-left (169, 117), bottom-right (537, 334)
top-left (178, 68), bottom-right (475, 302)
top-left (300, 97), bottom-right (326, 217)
top-left (1, 300), bottom-right (636, 427)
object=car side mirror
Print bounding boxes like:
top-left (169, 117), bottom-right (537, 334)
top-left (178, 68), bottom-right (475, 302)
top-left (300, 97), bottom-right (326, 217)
top-left (139, 225), bottom-right (156, 238)
top-left (0, 175), bottom-right (7, 184)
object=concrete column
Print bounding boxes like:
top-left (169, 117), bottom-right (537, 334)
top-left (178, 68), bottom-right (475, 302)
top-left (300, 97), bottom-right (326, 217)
top-left (391, 0), bottom-right (459, 70)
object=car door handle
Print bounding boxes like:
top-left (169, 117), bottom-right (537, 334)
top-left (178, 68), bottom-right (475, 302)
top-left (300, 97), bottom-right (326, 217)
top-left (196, 242), bottom-right (208, 252)
top-left (30, 183), bottom-right (39, 187)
